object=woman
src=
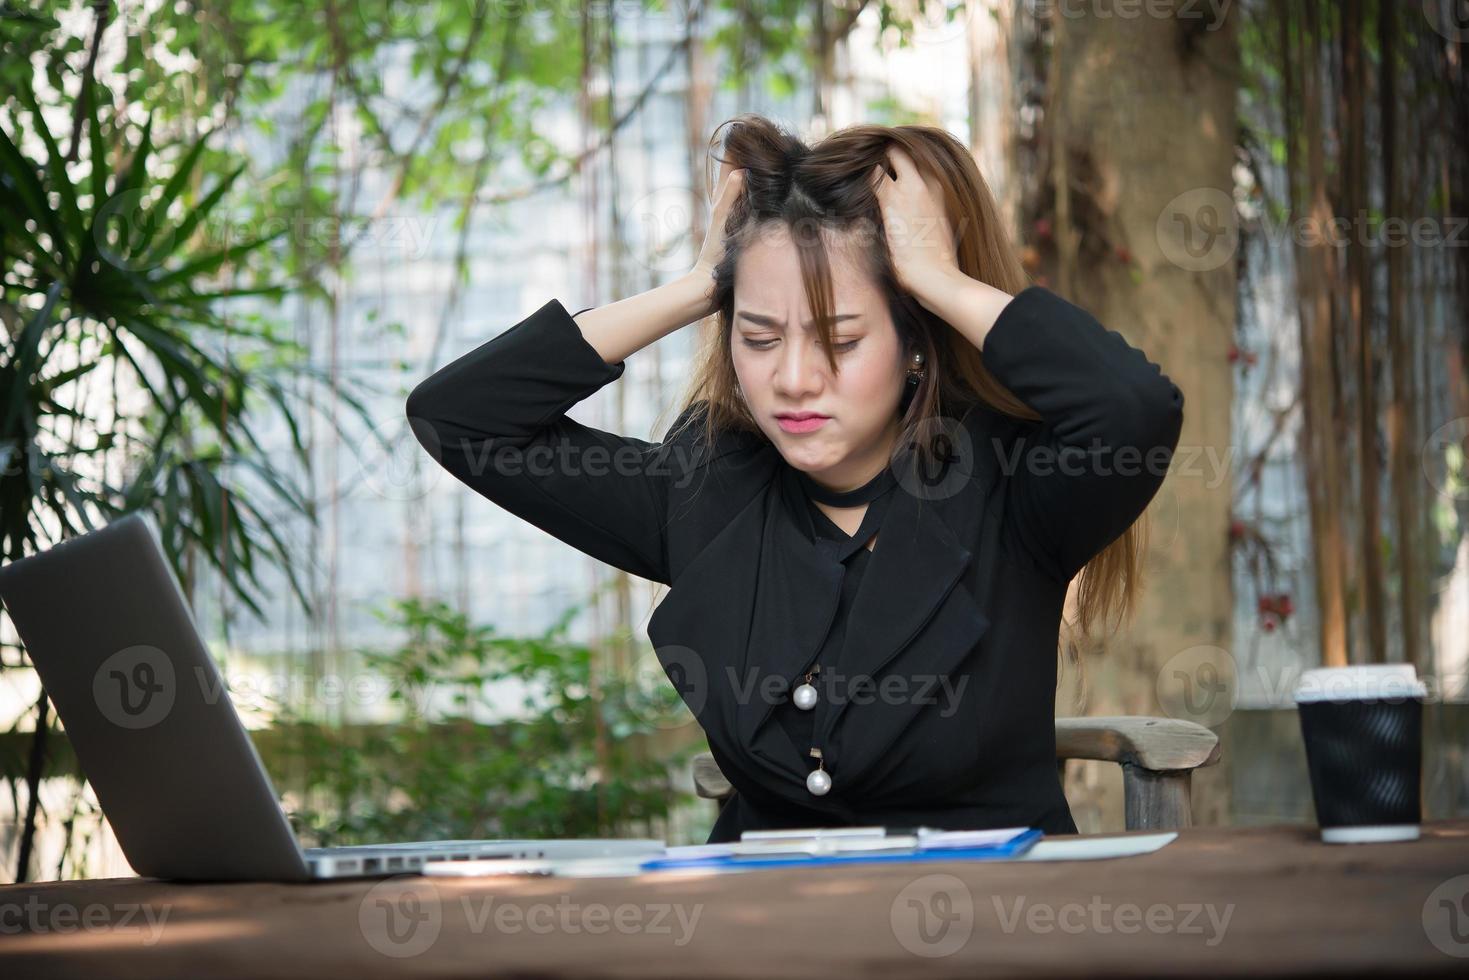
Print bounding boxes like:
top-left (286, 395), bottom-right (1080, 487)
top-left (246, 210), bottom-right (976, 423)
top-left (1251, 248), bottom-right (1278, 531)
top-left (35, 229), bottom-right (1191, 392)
top-left (406, 114), bottom-right (1185, 844)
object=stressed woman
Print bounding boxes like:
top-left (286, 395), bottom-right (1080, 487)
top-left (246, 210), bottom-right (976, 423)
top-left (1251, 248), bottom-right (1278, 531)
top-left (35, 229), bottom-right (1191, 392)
top-left (405, 115), bottom-right (1185, 844)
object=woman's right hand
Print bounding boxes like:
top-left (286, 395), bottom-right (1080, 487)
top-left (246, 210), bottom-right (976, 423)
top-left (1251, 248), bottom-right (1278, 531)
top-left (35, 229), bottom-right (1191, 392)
top-left (572, 163), bottom-right (743, 360)
top-left (690, 161), bottom-right (745, 303)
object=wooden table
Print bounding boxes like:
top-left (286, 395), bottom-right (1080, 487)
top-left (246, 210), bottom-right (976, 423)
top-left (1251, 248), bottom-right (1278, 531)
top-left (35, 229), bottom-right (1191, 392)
top-left (4, 820), bottom-right (1468, 978)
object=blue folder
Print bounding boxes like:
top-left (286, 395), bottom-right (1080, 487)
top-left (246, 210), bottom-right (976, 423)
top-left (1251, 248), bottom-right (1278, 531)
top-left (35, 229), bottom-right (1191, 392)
top-left (639, 828), bottom-right (1044, 871)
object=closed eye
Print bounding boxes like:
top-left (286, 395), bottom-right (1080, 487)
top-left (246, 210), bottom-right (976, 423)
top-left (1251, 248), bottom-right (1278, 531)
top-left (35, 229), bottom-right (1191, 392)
top-left (740, 338), bottom-right (861, 352)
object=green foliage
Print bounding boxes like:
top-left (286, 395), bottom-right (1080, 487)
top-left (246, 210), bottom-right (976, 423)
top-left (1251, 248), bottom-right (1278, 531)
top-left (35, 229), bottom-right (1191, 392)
top-left (274, 596), bottom-right (697, 844)
top-left (2, 76), bottom-right (328, 616)
top-left (1, 4), bottom-right (376, 880)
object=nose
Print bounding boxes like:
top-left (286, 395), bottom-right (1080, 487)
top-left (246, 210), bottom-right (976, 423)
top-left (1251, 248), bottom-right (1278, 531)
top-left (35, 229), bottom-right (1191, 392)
top-left (773, 331), bottom-right (828, 400)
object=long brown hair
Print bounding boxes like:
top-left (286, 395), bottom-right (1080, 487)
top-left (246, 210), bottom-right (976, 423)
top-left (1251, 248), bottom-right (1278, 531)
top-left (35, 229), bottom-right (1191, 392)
top-left (654, 113), bottom-right (1149, 681)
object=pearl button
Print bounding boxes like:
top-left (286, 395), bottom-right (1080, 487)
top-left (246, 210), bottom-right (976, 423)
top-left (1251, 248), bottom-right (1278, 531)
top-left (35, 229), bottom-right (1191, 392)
top-left (793, 682), bottom-right (818, 711)
top-left (806, 768), bottom-right (832, 796)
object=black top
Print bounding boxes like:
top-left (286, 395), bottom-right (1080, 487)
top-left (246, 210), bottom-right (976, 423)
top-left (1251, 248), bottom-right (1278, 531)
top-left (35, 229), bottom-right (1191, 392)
top-left (406, 285), bottom-right (1185, 845)
top-left (772, 466), bottom-right (898, 769)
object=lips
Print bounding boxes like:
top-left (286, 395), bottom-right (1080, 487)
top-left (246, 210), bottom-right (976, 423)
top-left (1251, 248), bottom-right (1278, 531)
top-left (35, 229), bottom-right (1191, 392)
top-left (776, 412), bottom-right (830, 434)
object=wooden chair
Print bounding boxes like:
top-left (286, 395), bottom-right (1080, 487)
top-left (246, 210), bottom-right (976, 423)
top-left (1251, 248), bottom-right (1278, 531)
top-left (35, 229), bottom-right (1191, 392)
top-left (691, 716), bottom-right (1222, 832)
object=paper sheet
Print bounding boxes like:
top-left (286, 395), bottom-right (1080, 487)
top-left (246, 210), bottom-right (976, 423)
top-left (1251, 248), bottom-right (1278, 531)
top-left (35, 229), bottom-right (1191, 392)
top-left (1015, 831), bottom-right (1177, 861)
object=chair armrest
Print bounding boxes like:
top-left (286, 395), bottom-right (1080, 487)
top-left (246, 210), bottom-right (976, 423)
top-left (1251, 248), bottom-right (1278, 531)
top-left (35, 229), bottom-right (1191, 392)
top-left (693, 753), bottom-right (733, 800)
top-left (692, 717), bottom-right (1222, 829)
top-left (1055, 716), bottom-right (1221, 772)
top-left (1056, 717), bottom-right (1221, 832)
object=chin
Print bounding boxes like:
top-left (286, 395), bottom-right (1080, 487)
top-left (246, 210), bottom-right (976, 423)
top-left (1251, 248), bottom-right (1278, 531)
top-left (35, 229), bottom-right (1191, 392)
top-left (779, 442), bottom-right (842, 474)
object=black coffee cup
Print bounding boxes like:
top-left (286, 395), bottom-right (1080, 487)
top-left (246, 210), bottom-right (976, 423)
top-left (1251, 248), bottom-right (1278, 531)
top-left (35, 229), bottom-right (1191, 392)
top-left (1293, 665), bottom-right (1426, 843)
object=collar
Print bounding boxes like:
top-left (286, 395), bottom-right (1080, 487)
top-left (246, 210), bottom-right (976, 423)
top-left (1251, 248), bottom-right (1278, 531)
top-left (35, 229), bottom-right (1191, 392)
top-left (795, 461), bottom-right (899, 507)
top-left (804, 481), bottom-right (897, 564)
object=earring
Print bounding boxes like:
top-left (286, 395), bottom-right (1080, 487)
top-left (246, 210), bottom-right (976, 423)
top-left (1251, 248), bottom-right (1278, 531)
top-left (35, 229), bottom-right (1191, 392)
top-left (906, 351), bottom-right (926, 384)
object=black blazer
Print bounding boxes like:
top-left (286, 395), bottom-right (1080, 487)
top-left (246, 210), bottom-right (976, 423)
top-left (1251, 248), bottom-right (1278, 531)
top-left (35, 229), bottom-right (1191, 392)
top-left (405, 285), bottom-right (1185, 842)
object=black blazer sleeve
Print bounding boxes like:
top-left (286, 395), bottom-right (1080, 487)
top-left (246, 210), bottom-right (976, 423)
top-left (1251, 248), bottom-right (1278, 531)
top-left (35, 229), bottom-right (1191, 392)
top-left (405, 298), bottom-right (683, 585)
top-left (979, 285), bottom-right (1185, 584)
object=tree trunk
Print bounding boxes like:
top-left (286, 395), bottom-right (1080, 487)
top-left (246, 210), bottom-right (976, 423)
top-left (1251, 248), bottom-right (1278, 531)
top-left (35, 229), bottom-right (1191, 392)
top-left (1045, 2), bottom-right (1239, 829)
top-left (1342, 0), bottom-right (1386, 663)
top-left (1282, 0), bottom-right (1350, 668)
top-left (1380, 0), bottom-right (1423, 672)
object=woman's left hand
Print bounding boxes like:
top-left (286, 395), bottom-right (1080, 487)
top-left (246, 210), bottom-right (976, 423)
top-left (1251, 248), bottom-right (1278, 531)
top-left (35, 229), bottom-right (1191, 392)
top-left (870, 145), bottom-right (965, 306)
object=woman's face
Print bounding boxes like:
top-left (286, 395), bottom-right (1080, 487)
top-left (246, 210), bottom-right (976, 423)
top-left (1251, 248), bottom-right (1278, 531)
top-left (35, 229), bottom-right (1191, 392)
top-left (730, 225), bottom-right (908, 489)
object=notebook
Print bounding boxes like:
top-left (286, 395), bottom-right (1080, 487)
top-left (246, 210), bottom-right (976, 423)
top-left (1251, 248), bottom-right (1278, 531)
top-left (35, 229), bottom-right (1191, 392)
top-left (635, 826), bottom-right (1042, 872)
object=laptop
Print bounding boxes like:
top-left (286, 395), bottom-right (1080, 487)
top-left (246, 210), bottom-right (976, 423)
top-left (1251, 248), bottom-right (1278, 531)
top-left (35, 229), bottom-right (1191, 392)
top-left (0, 512), bottom-right (665, 881)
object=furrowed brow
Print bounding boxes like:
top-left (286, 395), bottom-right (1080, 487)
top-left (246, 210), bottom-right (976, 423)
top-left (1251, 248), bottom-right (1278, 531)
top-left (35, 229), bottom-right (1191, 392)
top-left (736, 312), bottom-right (862, 329)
